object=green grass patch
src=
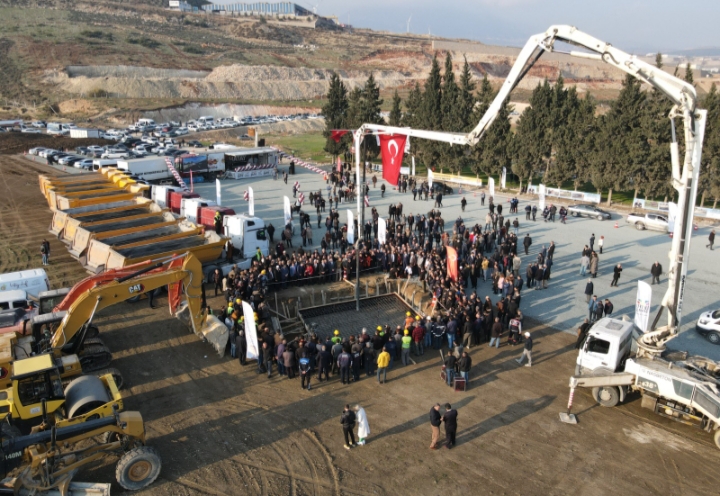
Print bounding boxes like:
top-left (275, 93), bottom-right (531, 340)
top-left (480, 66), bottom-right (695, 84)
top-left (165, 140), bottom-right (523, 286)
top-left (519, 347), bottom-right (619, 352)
top-left (266, 133), bottom-right (329, 163)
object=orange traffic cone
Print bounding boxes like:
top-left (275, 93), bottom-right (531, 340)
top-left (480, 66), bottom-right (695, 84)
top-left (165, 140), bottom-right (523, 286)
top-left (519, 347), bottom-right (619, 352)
top-left (614, 221), bottom-right (618, 228)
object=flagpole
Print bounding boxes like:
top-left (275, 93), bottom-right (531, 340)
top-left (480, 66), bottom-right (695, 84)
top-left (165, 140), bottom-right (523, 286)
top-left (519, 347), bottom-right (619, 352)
top-left (354, 131), bottom-right (361, 311)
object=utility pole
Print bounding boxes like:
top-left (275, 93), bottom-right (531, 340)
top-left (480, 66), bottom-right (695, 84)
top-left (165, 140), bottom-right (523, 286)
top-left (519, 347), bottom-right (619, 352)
top-left (355, 136), bottom-right (366, 311)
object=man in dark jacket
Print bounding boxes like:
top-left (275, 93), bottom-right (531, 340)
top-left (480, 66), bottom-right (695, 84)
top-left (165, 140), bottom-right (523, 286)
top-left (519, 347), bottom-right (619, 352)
top-left (444, 353), bottom-right (457, 386)
top-left (338, 349), bottom-right (352, 385)
top-left (340, 405), bottom-right (356, 449)
top-left (457, 351), bottom-right (472, 382)
top-left (236, 330), bottom-right (247, 365)
top-left (584, 278), bottom-right (594, 303)
top-left (317, 346), bottom-right (332, 382)
top-left (650, 261), bottom-right (662, 285)
top-left (442, 403), bottom-right (458, 449)
top-left (262, 342), bottom-right (274, 378)
top-left (610, 263), bottom-right (623, 287)
top-left (523, 234), bottom-right (532, 255)
top-left (575, 318), bottom-right (591, 349)
top-left (429, 403), bottom-right (442, 450)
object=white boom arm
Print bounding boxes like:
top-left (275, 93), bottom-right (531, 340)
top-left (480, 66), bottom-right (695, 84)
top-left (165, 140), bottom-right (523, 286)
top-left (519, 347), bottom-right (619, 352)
top-left (353, 25), bottom-right (706, 352)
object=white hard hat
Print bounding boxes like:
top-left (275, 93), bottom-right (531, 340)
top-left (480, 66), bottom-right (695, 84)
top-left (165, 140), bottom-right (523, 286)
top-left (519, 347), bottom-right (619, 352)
top-left (524, 332), bottom-right (530, 338)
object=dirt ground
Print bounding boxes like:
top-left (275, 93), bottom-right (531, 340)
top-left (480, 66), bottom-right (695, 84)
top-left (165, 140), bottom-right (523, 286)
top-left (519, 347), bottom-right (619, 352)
top-left (1, 154), bottom-right (719, 495)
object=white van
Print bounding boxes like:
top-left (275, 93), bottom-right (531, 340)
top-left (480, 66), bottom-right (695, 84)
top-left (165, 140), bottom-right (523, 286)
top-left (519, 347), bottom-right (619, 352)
top-left (92, 159), bottom-right (118, 171)
top-left (0, 269), bottom-right (49, 298)
top-left (197, 116), bottom-right (215, 126)
top-left (0, 290), bottom-right (31, 311)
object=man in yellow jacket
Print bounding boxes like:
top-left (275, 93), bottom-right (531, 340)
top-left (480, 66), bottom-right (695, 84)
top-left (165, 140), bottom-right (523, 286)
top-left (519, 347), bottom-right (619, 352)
top-left (376, 347), bottom-right (391, 384)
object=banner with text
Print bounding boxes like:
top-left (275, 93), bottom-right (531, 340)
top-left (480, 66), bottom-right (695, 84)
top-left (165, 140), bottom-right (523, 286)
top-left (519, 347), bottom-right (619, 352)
top-left (635, 281), bottom-right (652, 332)
top-left (538, 184), bottom-right (546, 211)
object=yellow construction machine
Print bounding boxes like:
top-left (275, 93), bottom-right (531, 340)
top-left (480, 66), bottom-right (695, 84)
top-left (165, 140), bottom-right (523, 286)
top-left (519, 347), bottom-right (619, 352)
top-left (0, 406), bottom-right (161, 494)
top-left (0, 354), bottom-right (123, 434)
top-left (0, 252), bottom-right (227, 391)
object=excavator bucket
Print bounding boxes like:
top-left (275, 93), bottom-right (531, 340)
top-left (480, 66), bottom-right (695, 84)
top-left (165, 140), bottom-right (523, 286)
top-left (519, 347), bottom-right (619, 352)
top-left (174, 303), bottom-right (228, 356)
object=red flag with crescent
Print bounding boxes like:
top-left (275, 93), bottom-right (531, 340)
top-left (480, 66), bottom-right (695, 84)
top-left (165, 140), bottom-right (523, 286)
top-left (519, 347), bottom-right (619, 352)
top-left (331, 130), bottom-right (350, 143)
top-left (446, 246), bottom-right (458, 282)
top-left (378, 134), bottom-right (407, 186)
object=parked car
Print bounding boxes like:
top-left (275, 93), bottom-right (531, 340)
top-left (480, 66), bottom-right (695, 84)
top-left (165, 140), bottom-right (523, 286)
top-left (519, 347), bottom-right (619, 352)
top-left (697, 310), bottom-right (720, 344)
top-left (187, 140), bottom-right (203, 148)
top-left (20, 125), bottom-right (41, 134)
top-left (58, 155), bottom-right (82, 165)
top-left (101, 150), bottom-right (129, 159)
top-left (567, 203), bottom-right (611, 221)
top-left (75, 159), bottom-right (94, 170)
top-left (31, 121), bottom-right (46, 128)
top-left (432, 181), bottom-right (454, 195)
top-left (626, 212), bottom-right (669, 232)
top-left (29, 147), bottom-right (48, 155)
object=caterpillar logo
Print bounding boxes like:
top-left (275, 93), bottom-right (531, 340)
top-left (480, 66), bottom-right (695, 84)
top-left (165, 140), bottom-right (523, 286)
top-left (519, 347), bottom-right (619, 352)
top-left (128, 284), bottom-right (145, 294)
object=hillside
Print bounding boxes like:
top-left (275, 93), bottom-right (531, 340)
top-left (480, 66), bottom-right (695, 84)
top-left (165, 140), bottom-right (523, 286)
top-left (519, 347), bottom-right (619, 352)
top-left (0, 0), bottom-right (676, 123)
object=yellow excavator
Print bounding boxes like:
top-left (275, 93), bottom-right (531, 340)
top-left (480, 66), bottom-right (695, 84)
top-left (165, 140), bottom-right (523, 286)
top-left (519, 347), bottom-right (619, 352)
top-left (0, 253), bottom-right (227, 434)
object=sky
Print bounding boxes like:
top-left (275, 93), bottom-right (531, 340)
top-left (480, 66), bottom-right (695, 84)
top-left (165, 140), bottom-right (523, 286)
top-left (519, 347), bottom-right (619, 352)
top-left (287, 0), bottom-right (720, 54)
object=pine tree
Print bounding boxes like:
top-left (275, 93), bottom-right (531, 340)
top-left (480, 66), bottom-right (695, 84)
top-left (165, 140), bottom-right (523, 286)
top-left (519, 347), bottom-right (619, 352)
top-left (439, 53), bottom-right (461, 172)
top-left (415, 55), bottom-right (443, 171)
top-left (359, 74), bottom-right (384, 159)
top-left (457, 57), bottom-right (477, 132)
top-left (510, 80), bottom-right (553, 184)
top-left (701, 83), bottom-right (720, 207)
top-left (388, 90), bottom-right (403, 126)
top-left (655, 52), bottom-right (663, 69)
top-left (684, 64), bottom-right (694, 85)
top-left (402, 82), bottom-right (422, 128)
top-left (322, 72), bottom-right (350, 158)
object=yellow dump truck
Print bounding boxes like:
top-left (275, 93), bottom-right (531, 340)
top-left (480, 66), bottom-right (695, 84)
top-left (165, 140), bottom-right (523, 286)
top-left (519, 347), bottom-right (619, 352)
top-left (49, 198), bottom-right (155, 238)
top-left (60, 206), bottom-right (167, 245)
top-left (55, 190), bottom-right (138, 211)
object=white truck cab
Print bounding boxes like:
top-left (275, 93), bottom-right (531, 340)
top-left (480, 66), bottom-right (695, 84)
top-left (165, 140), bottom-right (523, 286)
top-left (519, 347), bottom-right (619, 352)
top-left (223, 214), bottom-right (269, 260)
top-left (180, 197), bottom-right (216, 225)
top-left (577, 318), bottom-right (635, 374)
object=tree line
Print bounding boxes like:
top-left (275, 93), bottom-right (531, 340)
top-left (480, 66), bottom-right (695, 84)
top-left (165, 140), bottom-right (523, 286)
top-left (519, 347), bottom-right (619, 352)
top-left (322, 53), bottom-right (720, 206)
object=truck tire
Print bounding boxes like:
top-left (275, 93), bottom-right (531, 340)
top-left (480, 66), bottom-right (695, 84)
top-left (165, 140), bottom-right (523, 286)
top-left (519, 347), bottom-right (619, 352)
top-left (597, 215), bottom-right (604, 221)
top-left (116, 446), bottom-right (162, 491)
top-left (592, 386), bottom-right (620, 407)
top-left (715, 429), bottom-right (720, 450)
top-left (635, 222), bottom-right (646, 230)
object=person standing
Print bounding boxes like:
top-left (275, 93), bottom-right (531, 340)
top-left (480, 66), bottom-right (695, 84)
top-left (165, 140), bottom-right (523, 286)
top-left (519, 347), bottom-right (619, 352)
top-left (460, 197), bottom-right (467, 212)
top-left (588, 295), bottom-right (599, 322)
top-left (603, 298), bottom-right (614, 317)
top-left (317, 345), bottom-right (332, 382)
top-left (40, 239), bottom-right (48, 265)
top-left (707, 229), bottom-right (716, 250)
top-left (480, 191), bottom-right (486, 206)
top-left (444, 352), bottom-right (457, 386)
top-left (262, 342), bottom-right (274, 378)
top-left (610, 263), bottom-right (623, 287)
top-left (429, 403), bottom-right (442, 450)
top-left (457, 351), bottom-right (472, 383)
top-left (575, 319), bottom-right (590, 349)
top-left (580, 252), bottom-right (590, 276)
top-left (589, 233), bottom-right (595, 252)
top-left (598, 235), bottom-right (604, 254)
top-left (299, 354), bottom-right (313, 390)
top-left (354, 405), bottom-right (370, 446)
top-left (584, 279), bottom-right (594, 303)
top-left (489, 317), bottom-right (502, 348)
top-left (523, 234), bottom-right (532, 255)
top-left (236, 329), bottom-right (247, 366)
top-left (338, 348), bottom-right (352, 385)
top-left (376, 346), bottom-right (390, 384)
top-left (650, 261), bottom-right (662, 285)
top-left (589, 252), bottom-right (599, 278)
top-left (401, 330), bottom-right (412, 365)
top-left (515, 332), bottom-right (533, 367)
top-left (340, 405), bottom-right (357, 450)
top-left (442, 404), bottom-right (458, 449)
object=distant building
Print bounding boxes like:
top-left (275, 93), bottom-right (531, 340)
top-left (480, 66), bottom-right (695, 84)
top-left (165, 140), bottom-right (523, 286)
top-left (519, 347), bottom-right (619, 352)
top-left (168, 0), bottom-right (196, 12)
top-left (200, 2), bottom-right (313, 17)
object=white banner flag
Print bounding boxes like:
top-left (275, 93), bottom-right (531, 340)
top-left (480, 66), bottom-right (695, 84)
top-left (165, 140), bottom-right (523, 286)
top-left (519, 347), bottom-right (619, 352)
top-left (378, 217), bottom-right (387, 244)
top-left (428, 169), bottom-right (434, 188)
top-left (635, 281), bottom-right (652, 332)
top-left (242, 301), bottom-right (259, 362)
top-left (215, 178), bottom-right (222, 206)
top-left (347, 210), bottom-right (355, 244)
top-left (538, 184), bottom-right (546, 211)
top-left (488, 177), bottom-right (495, 197)
top-left (248, 187), bottom-right (255, 217)
top-left (411, 156), bottom-right (416, 176)
top-left (283, 196), bottom-right (292, 226)
top-left (667, 202), bottom-right (678, 234)
top-left (501, 167), bottom-right (507, 189)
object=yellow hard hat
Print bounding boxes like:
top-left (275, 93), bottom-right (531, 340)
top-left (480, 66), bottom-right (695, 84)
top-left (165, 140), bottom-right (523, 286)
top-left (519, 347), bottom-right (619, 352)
top-left (228, 302), bottom-right (233, 307)
top-left (415, 315), bottom-right (420, 320)
top-left (377, 325), bottom-right (383, 331)
top-left (404, 329), bottom-right (409, 335)
top-left (334, 330), bottom-right (340, 336)
top-left (406, 311), bottom-right (411, 316)
top-left (235, 299), bottom-right (241, 304)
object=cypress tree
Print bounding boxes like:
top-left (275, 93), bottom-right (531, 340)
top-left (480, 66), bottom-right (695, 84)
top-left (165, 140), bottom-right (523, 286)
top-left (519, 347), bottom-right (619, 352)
top-left (388, 89), bottom-right (403, 126)
top-left (322, 72), bottom-right (350, 158)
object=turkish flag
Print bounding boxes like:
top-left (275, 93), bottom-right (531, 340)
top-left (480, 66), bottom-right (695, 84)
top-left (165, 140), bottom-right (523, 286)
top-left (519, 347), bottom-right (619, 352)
top-left (378, 134), bottom-right (407, 186)
top-left (331, 130), bottom-right (349, 143)
top-left (446, 246), bottom-right (458, 282)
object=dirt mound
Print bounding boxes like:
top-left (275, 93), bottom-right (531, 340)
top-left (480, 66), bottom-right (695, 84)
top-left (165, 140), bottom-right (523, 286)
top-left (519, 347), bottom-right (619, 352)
top-left (66, 65), bottom-right (209, 79)
top-left (0, 133), bottom-right (108, 155)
